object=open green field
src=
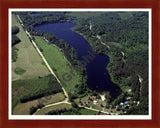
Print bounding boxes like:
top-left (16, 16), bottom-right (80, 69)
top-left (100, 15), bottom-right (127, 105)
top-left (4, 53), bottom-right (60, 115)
top-left (107, 42), bottom-right (122, 49)
top-left (12, 74), bottom-right (63, 113)
top-left (67, 12), bottom-right (103, 19)
top-left (12, 14), bottom-right (19, 25)
top-left (12, 18), bottom-right (49, 81)
top-left (35, 103), bottom-right (72, 115)
top-left (13, 92), bottom-right (65, 115)
top-left (79, 108), bottom-right (99, 115)
top-left (118, 12), bottom-right (133, 20)
top-left (34, 36), bottom-right (81, 92)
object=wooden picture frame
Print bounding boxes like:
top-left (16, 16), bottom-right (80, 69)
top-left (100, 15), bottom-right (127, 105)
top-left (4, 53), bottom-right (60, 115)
top-left (0, 0), bottom-right (160, 128)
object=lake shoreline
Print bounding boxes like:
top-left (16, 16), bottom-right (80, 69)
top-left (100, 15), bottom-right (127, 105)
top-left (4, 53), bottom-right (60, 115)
top-left (34, 22), bottom-right (122, 99)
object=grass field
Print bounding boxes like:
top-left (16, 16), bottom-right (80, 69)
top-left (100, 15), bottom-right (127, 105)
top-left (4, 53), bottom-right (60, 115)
top-left (35, 103), bottom-right (72, 115)
top-left (11, 16), bottom-right (49, 81)
top-left (107, 42), bottom-right (122, 49)
top-left (67, 12), bottom-right (103, 19)
top-left (79, 108), bottom-right (98, 115)
top-left (12, 75), bottom-right (64, 114)
top-left (13, 92), bottom-right (65, 115)
top-left (34, 36), bottom-right (81, 92)
top-left (12, 14), bottom-right (19, 25)
top-left (118, 12), bottom-right (133, 20)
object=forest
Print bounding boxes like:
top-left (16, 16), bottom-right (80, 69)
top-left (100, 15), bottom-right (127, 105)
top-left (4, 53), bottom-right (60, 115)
top-left (73, 12), bottom-right (149, 115)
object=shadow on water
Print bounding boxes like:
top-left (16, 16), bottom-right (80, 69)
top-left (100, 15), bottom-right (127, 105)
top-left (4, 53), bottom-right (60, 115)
top-left (35, 22), bottom-right (122, 99)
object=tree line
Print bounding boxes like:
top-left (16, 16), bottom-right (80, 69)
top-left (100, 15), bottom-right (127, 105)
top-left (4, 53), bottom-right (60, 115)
top-left (12, 26), bottom-right (21, 46)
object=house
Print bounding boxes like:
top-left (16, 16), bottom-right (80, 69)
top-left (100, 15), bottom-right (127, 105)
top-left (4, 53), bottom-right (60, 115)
top-left (128, 89), bottom-right (132, 92)
top-left (116, 105), bottom-right (119, 108)
top-left (92, 96), bottom-right (97, 100)
top-left (120, 102), bottom-right (124, 106)
top-left (127, 97), bottom-right (132, 100)
top-left (124, 101), bottom-right (128, 105)
top-left (93, 100), bottom-right (97, 104)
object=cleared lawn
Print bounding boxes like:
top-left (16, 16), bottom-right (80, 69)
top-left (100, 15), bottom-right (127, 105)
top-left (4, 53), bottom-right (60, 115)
top-left (34, 36), bottom-right (81, 92)
top-left (12, 14), bottom-right (19, 25)
top-left (13, 92), bottom-right (65, 115)
top-left (35, 103), bottom-right (72, 115)
top-left (79, 108), bottom-right (98, 115)
top-left (12, 20), bottom-right (49, 81)
top-left (118, 12), bottom-right (133, 20)
top-left (107, 42), bottom-right (122, 49)
top-left (67, 12), bottom-right (103, 19)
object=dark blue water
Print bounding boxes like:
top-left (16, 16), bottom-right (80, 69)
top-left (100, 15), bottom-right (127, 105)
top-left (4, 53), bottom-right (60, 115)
top-left (35, 22), bottom-right (121, 98)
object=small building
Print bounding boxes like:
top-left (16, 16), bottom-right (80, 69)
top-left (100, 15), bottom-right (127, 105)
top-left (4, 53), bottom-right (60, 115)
top-left (128, 89), bottom-right (132, 92)
top-left (133, 101), bottom-right (136, 104)
top-left (127, 97), bottom-right (132, 100)
top-left (120, 102), bottom-right (124, 106)
top-left (116, 105), bottom-right (119, 108)
top-left (124, 101), bottom-right (128, 105)
top-left (93, 100), bottom-right (97, 104)
top-left (92, 96), bottom-right (97, 100)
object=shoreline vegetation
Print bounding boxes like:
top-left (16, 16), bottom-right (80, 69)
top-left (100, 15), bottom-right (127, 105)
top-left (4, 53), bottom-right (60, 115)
top-left (11, 11), bottom-right (149, 115)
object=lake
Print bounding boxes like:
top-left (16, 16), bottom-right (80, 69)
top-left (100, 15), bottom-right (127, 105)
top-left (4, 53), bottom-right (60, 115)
top-left (35, 22), bottom-right (122, 99)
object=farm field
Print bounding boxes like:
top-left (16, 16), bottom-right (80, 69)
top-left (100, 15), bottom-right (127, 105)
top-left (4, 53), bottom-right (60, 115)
top-left (34, 36), bottom-right (81, 92)
top-left (12, 74), bottom-right (63, 113)
top-left (11, 15), bottom-right (49, 81)
top-left (13, 92), bottom-right (65, 115)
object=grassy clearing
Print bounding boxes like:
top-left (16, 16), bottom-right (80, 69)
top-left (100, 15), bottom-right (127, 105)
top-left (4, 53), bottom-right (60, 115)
top-left (12, 20), bottom-right (49, 81)
top-left (34, 36), bottom-right (81, 92)
top-left (67, 12), bottom-right (103, 19)
top-left (107, 42), bottom-right (122, 49)
top-left (12, 75), bottom-right (63, 113)
top-left (14, 67), bottom-right (26, 75)
top-left (12, 14), bottom-right (18, 25)
top-left (35, 103), bottom-right (72, 115)
top-left (118, 12), bottom-right (133, 20)
top-left (13, 92), bottom-right (65, 115)
top-left (79, 108), bottom-right (98, 115)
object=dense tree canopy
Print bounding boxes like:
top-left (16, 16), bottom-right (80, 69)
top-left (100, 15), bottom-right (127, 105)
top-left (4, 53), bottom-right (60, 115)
top-left (73, 11), bottom-right (149, 115)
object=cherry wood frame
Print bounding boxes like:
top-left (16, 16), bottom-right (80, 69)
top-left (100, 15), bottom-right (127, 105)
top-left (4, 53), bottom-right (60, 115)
top-left (0, 0), bottom-right (160, 128)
